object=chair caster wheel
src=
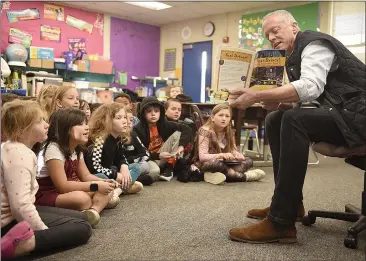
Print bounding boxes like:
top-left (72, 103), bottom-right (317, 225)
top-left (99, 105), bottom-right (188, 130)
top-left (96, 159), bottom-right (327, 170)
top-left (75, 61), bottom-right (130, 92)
top-left (344, 235), bottom-right (357, 249)
top-left (302, 215), bottom-right (316, 226)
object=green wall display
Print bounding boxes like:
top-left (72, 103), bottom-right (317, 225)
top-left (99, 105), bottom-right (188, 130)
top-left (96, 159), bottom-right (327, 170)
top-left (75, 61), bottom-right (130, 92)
top-left (239, 3), bottom-right (320, 51)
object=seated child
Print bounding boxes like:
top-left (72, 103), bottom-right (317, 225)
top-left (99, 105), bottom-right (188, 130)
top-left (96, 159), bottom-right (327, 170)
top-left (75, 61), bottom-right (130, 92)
top-left (194, 103), bottom-right (265, 185)
top-left (79, 99), bottom-right (91, 123)
top-left (84, 103), bottom-right (143, 194)
top-left (35, 108), bottom-right (118, 228)
top-left (114, 93), bottom-right (139, 126)
top-left (51, 85), bottom-right (80, 112)
top-left (133, 96), bottom-right (192, 182)
top-left (124, 109), bottom-right (153, 185)
top-left (164, 98), bottom-right (202, 182)
top-left (168, 85), bottom-right (183, 99)
top-left (36, 84), bottom-right (57, 122)
top-left (1, 100), bottom-right (91, 259)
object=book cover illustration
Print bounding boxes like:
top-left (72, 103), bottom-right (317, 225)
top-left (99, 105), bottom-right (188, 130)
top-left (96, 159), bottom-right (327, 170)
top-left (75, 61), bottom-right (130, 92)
top-left (250, 49), bottom-right (286, 91)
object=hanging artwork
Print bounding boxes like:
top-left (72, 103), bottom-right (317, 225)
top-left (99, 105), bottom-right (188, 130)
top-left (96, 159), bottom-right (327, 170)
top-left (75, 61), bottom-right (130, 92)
top-left (94, 14), bottom-right (104, 36)
top-left (40, 25), bottom-right (61, 42)
top-left (66, 15), bottom-right (93, 34)
top-left (44, 4), bottom-right (64, 21)
top-left (6, 8), bottom-right (40, 22)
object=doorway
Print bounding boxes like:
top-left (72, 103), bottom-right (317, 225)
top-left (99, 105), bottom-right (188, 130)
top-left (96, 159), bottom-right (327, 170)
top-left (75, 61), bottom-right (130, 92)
top-left (182, 41), bottom-right (213, 102)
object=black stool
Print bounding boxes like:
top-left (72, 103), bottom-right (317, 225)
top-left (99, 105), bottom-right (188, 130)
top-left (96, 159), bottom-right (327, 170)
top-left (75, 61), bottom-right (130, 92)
top-left (302, 155), bottom-right (366, 249)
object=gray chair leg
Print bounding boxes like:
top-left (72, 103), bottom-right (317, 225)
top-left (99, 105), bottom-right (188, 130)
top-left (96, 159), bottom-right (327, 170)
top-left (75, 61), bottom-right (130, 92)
top-left (308, 147), bottom-right (320, 165)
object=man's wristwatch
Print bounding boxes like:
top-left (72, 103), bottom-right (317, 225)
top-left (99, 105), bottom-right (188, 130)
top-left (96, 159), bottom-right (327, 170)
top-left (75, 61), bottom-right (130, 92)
top-left (90, 181), bottom-right (98, 192)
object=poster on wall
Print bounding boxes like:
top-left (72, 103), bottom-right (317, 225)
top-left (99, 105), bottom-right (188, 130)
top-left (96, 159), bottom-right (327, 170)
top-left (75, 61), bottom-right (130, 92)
top-left (1, 1), bottom-right (11, 12)
top-left (6, 8), bottom-right (40, 22)
top-left (40, 25), bottom-right (61, 42)
top-left (68, 38), bottom-right (86, 52)
top-left (8, 28), bottom-right (32, 45)
top-left (66, 15), bottom-right (93, 34)
top-left (239, 3), bottom-right (319, 51)
top-left (44, 4), bottom-right (64, 21)
top-left (164, 48), bottom-right (176, 71)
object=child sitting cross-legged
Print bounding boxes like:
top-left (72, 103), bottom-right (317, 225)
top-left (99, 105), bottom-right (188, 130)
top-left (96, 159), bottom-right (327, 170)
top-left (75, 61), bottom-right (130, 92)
top-left (164, 98), bottom-right (203, 182)
top-left (1, 100), bottom-right (91, 259)
top-left (133, 97), bottom-right (192, 182)
top-left (193, 103), bottom-right (265, 185)
top-left (84, 103), bottom-right (143, 195)
top-left (35, 108), bottom-right (119, 228)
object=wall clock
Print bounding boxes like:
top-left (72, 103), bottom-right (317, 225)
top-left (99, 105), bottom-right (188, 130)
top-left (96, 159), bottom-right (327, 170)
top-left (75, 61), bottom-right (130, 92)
top-left (203, 22), bottom-right (215, 37)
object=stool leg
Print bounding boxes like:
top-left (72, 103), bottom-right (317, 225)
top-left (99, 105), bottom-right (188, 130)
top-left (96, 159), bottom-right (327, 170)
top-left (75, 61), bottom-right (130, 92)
top-left (241, 131), bottom-right (250, 153)
top-left (254, 129), bottom-right (261, 154)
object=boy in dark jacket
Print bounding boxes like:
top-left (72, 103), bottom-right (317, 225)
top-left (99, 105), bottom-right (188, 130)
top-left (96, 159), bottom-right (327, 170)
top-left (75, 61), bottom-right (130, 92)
top-left (164, 98), bottom-right (203, 182)
top-left (133, 96), bottom-right (192, 182)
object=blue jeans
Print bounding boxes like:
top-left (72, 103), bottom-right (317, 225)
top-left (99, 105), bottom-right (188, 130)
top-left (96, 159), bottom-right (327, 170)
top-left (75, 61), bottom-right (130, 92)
top-left (95, 163), bottom-right (141, 190)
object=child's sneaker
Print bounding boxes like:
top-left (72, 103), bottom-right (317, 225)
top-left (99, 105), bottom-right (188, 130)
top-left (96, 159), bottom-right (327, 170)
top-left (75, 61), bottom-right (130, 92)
top-left (82, 208), bottom-right (100, 228)
top-left (160, 163), bottom-right (174, 181)
top-left (105, 195), bottom-right (120, 209)
top-left (204, 172), bottom-right (226, 185)
top-left (125, 181), bottom-right (143, 194)
top-left (245, 169), bottom-right (265, 182)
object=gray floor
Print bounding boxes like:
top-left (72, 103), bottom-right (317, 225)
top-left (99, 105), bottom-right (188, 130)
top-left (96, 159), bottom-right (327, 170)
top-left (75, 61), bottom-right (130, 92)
top-left (38, 156), bottom-right (365, 261)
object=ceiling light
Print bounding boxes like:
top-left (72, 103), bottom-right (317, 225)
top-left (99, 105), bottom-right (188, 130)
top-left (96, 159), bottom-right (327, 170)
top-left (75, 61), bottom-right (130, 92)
top-left (125, 1), bottom-right (172, 11)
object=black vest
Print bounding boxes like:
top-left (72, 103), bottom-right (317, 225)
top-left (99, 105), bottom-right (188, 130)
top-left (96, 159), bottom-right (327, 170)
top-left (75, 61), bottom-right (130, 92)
top-left (286, 30), bottom-right (366, 147)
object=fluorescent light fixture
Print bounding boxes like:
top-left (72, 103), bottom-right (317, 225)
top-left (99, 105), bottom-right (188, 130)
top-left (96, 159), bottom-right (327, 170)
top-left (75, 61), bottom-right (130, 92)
top-left (125, 1), bottom-right (172, 11)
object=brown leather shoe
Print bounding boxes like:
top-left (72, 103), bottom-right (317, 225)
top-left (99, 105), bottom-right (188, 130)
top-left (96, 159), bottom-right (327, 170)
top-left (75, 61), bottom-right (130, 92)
top-left (247, 204), bottom-right (305, 222)
top-left (229, 217), bottom-right (297, 244)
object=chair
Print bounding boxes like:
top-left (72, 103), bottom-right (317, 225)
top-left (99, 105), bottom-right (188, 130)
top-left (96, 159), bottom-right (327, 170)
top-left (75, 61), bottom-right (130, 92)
top-left (240, 124), bottom-right (261, 154)
top-left (302, 153), bottom-right (366, 249)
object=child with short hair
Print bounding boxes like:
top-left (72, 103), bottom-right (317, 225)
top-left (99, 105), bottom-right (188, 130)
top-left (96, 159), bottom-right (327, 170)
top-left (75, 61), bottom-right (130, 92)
top-left (1, 100), bottom-right (91, 259)
top-left (79, 99), bottom-right (91, 123)
top-left (36, 85), bottom-right (57, 121)
top-left (168, 85), bottom-right (183, 99)
top-left (164, 98), bottom-right (201, 182)
top-left (36, 108), bottom-right (118, 228)
top-left (194, 104), bottom-right (265, 185)
top-left (85, 103), bottom-right (143, 194)
top-left (133, 97), bottom-right (192, 182)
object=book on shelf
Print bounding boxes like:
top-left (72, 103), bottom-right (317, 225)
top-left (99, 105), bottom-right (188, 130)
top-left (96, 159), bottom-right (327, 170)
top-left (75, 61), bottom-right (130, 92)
top-left (212, 46), bottom-right (286, 102)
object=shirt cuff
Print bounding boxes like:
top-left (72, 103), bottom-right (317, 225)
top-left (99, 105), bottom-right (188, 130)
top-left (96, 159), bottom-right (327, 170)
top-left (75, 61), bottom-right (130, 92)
top-left (291, 80), bottom-right (310, 102)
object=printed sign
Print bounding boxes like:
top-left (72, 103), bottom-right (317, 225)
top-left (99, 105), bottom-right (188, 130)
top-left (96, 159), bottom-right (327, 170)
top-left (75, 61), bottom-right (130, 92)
top-left (68, 38), bottom-right (86, 52)
top-left (6, 8), bottom-right (40, 22)
top-left (66, 15), bottom-right (93, 34)
top-left (8, 28), bottom-right (32, 44)
top-left (40, 25), bottom-right (61, 42)
top-left (44, 4), bottom-right (64, 21)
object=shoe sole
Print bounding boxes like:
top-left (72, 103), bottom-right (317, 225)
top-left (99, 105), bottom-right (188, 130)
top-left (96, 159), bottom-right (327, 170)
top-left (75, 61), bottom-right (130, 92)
top-left (204, 172), bottom-right (226, 185)
top-left (246, 214), bottom-right (303, 222)
top-left (159, 175), bottom-right (173, 181)
top-left (83, 210), bottom-right (100, 228)
top-left (229, 234), bottom-right (297, 244)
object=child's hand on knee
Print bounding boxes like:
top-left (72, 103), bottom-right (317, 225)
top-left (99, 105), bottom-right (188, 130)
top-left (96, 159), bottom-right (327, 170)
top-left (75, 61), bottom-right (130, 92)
top-left (159, 152), bottom-right (172, 160)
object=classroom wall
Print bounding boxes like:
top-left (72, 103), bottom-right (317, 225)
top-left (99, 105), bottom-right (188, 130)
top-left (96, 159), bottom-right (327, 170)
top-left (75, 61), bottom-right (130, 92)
top-left (1, 1), bottom-right (104, 58)
top-left (110, 17), bottom-right (160, 91)
top-left (159, 2), bottom-right (331, 90)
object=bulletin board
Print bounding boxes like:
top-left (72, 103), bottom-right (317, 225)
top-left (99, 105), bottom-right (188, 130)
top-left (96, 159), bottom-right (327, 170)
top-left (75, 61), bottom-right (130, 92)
top-left (1, 1), bottom-right (104, 58)
top-left (239, 2), bottom-right (319, 51)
